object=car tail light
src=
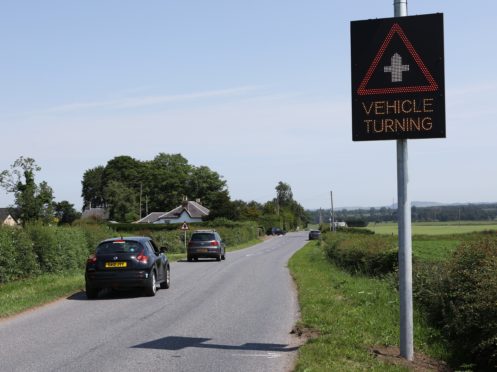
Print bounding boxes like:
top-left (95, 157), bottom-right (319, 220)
top-left (210, 240), bottom-right (219, 247)
top-left (87, 254), bottom-right (97, 264)
top-left (136, 250), bottom-right (149, 264)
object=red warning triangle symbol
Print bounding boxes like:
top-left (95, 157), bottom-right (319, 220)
top-left (357, 23), bottom-right (438, 96)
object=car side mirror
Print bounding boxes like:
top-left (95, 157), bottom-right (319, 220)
top-left (160, 246), bottom-right (168, 253)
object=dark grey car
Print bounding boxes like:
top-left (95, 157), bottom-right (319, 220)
top-left (308, 230), bottom-right (321, 240)
top-left (187, 230), bottom-right (226, 262)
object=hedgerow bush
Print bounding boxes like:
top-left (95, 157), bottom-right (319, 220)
top-left (0, 223), bottom-right (112, 284)
top-left (0, 220), bottom-right (258, 283)
top-left (54, 227), bottom-right (89, 271)
top-left (414, 238), bottom-right (497, 369)
top-left (150, 230), bottom-right (186, 253)
top-left (323, 232), bottom-right (398, 276)
top-left (25, 223), bottom-right (62, 273)
top-left (149, 221), bottom-right (259, 254)
top-left (0, 227), bottom-right (40, 283)
top-left (75, 222), bottom-right (115, 252)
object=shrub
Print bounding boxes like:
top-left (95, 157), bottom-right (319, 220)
top-left (412, 260), bottom-right (449, 325)
top-left (337, 227), bottom-right (375, 235)
top-left (54, 227), bottom-right (89, 271)
top-left (150, 230), bottom-right (186, 254)
top-left (148, 221), bottom-right (259, 254)
top-left (323, 232), bottom-right (397, 276)
top-left (25, 223), bottom-right (62, 273)
top-left (0, 227), bottom-right (40, 282)
top-left (345, 219), bottom-right (368, 227)
top-left (77, 223), bottom-right (115, 253)
top-left (440, 238), bottom-right (497, 369)
top-left (412, 237), bottom-right (497, 369)
top-left (24, 224), bottom-right (92, 274)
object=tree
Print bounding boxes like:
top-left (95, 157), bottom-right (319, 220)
top-left (104, 181), bottom-right (139, 222)
top-left (54, 201), bottom-right (81, 225)
top-left (81, 153), bottom-right (231, 219)
top-left (275, 181), bottom-right (293, 207)
top-left (147, 153), bottom-right (191, 211)
top-left (187, 166), bottom-right (228, 209)
top-left (81, 166), bottom-right (105, 210)
top-left (0, 157), bottom-right (54, 224)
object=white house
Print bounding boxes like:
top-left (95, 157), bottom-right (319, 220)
top-left (0, 208), bottom-right (18, 226)
top-left (156, 199), bottom-right (209, 224)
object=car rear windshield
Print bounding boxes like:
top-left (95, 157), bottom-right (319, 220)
top-left (190, 233), bottom-right (216, 241)
top-left (97, 240), bottom-right (144, 254)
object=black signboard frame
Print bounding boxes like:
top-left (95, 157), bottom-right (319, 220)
top-left (351, 13), bottom-right (445, 141)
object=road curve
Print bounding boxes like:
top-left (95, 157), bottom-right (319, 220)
top-left (0, 232), bottom-right (308, 372)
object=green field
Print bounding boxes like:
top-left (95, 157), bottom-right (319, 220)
top-left (367, 221), bottom-right (497, 236)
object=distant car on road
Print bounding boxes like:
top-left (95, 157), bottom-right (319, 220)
top-left (308, 230), bottom-right (321, 240)
top-left (187, 230), bottom-right (226, 262)
top-left (268, 227), bottom-right (287, 236)
top-left (85, 236), bottom-right (170, 299)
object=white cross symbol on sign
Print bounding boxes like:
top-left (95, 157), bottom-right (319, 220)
top-left (384, 53), bottom-right (409, 82)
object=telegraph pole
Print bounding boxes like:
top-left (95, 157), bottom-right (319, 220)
top-left (394, 0), bottom-right (414, 361)
top-left (330, 190), bottom-right (336, 232)
top-left (139, 182), bottom-right (143, 219)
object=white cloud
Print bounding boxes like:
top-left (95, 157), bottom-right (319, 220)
top-left (43, 86), bottom-right (263, 113)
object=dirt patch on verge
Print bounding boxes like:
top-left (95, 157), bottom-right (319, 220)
top-left (290, 323), bottom-right (320, 344)
top-left (370, 346), bottom-right (451, 371)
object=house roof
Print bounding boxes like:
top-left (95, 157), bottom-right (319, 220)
top-left (136, 212), bottom-right (165, 224)
top-left (0, 208), bottom-right (11, 221)
top-left (159, 201), bottom-right (210, 220)
top-left (0, 208), bottom-right (16, 223)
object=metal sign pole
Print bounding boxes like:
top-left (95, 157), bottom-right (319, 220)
top-left (394, 0), bottom-right (414, 361)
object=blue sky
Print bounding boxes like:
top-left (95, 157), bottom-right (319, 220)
top-left (1, 1), bottom-right (496, 211)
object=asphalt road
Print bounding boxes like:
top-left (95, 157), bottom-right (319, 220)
top-left (0, 232), bottom-right (308, 372)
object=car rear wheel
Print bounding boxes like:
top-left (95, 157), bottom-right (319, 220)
top-left (160, 267), bottom-right (170, 289)
top-left (145, 271), bottom-right (157, 296)
top-left (85, 283), bottom-right (99, 299)
top-left (187, 255), bottom-right (193, 262)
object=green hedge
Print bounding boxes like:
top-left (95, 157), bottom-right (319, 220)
top-left (322, 232), bottom-right (398, 276)
top-left (148, 221), bottom-right (259, 254)
top-left (0, 220), bottom-right (260, 283)
top-left (0, 227), bottom-right (40, 283)
top-left (0, 223), bottom-right (111, 284)
top-left (413, 237), bottom-right (497, 369)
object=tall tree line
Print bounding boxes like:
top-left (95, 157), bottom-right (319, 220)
top-left (307, 203), bottom-right (497, 224)
top-left (81, 153), bottom-right (229, 222)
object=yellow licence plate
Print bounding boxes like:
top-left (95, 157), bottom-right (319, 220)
top-left (198, 249), bottom-right (208, 253)
top-left (105, 262), bottom-right (127, 268)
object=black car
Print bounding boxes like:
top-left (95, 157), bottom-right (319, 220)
top-left (187, 230), bottom-right (226, 261)
top-left (85, 236), bottom-right (170, 299)
top-left (308, 230), bottom-right (321, 240)
top-left (268, 227), bottom-right (286, 236)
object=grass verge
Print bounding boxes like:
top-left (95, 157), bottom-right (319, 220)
top-left (289, 241), bottom-right (448, 371)
top-left (0, 238), bottom-right (264, 319)
top-left (0, 272), bottom-right (84, 319)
